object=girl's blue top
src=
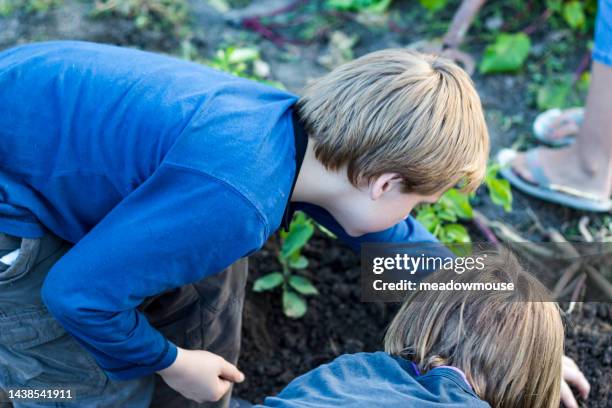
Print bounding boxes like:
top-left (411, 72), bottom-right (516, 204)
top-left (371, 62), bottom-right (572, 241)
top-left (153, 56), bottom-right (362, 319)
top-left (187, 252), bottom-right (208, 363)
top-left (257, 352), bottom-right (490, 407)
top-left (0, 41), bottom-right (440, 380)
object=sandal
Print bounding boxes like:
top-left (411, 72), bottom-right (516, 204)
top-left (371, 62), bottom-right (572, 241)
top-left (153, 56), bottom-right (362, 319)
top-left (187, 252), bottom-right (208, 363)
top-left (497, 148), bottom-right (612, 213)
top-left (533, 107), bottom-right (584, 147)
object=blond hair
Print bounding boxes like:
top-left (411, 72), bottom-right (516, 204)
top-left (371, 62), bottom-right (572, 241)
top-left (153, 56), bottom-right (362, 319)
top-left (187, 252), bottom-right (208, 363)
top-left (384, 250), bottom-right (564, 408)
top-left (295, 48), bottom-right (489, 194)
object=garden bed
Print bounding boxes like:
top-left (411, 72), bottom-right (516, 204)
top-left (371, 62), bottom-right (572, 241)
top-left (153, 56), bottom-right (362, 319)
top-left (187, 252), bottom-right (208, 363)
top-left (240, 234), bottom-right (612, 407)
top-left (1, 0), bottom-right (610, 406)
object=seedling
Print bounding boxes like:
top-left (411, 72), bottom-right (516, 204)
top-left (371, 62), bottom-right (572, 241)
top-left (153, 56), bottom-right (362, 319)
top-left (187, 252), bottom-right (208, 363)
top-left (253, 211), bottom-right (319, 319)
top-left (0, 0), bottom-right (61, 16)
top-left (180, 42), bottom-right (283, 89)
top-left (325, 0), bottom-right (392, 14)
top-left (416, 162), bottom-right (513, 251)
top-left (91, 0), bottom-right (191, 37)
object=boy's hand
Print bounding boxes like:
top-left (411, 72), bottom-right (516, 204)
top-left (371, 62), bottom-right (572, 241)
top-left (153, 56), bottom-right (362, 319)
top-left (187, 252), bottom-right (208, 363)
top-left (156, 346), bottom-right (245, 403)
top-left (561, 355), bottom-right (590, 408)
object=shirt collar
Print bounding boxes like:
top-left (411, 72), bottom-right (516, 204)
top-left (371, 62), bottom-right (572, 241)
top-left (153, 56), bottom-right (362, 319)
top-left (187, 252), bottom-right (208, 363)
top-left (281, 108), bottom-right (308, 232)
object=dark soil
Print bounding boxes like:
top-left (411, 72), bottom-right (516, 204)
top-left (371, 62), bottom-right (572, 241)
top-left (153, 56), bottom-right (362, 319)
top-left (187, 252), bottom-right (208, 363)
top-left (1, 0), bottom-right (610, 406)
top-left (564, 303), bottom-right (612, 407)
top-left (239, 234), bottom-right (612, 407)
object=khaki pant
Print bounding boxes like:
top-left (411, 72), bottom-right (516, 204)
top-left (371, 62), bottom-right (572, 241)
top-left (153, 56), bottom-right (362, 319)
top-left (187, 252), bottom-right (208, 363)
top-left (0, 229), bottom-right (248, 407)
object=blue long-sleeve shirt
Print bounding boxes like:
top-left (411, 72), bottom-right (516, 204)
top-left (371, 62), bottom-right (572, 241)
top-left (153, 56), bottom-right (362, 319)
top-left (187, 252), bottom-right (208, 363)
top-left (0, 41), bottom-right (441, 380)
top-left (257, 352), bottom-right (489, 407)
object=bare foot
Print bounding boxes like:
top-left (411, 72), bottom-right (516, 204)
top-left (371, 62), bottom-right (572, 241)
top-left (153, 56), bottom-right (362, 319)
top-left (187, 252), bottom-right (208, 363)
top-left (511, 145), bottom-right (611, 201)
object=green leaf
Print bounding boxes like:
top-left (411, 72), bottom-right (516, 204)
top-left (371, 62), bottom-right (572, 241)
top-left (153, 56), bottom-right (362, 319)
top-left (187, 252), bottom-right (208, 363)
top-left (364, 0), bottom-right (392, 13)
top-left (562, 1), bottom-right (585, 29)
top-left (288, 275), bottom-right (319, 295)
top-left (316, 222), bottom-right (337, 239)
top-left (326, 0), bottom-right (355, 10)
top-left (437, 209), bottom-right (458, 222)
top-left (281, 213), bottom-right (314, 259)
top-left (487, 177), bottom-right (513, 212)
top-left (439, 189), bottom-right (473, 219)
top-left (447, 241), bottom-right (473, 257)
top-left (253, 272), bottom-right (284, 292)
top-left (441, 223), bottom-right (471, 243)
top-left (546, 0), bottom-right (562, 13)
top-left (486, 162), bottom-right (501, 179)
top-left (326, 0), bottom-right (392, 13)
top-left (228, 48), bottom-right (260, 64)
top-left (537, 77), bottom-right (572, 110)
top-left (416, 206), bottom-right (440, 233)
top-left (479, 33), bottom-right (531, 74)
top-left (0, 0), bottom-right (13, 16)
top-left (288, 254), bottom-right (309, 269)
top-left (419, 0), bottom-right (448, 12)
top-left (283, 290), bottom-right (307, 318)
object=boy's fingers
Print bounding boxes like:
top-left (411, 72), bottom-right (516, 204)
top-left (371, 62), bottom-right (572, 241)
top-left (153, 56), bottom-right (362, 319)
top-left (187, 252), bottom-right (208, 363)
top-left (219, 359), bottom-right (245, 383)
top-left (561, 380), bottom-right (578, 408)
top-left (212, 379), bottom-right (231, 401)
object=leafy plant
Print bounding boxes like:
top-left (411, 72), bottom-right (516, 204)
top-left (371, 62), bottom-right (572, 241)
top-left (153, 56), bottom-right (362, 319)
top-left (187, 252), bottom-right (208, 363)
top-left (547, 0), bottom-right (597, 32)
top-left (181, 42), bottom-right (283, 88)
top-left (416, 189), bottom-right (473, 246)
top-left (253, 212), bottom-right (319, 319)
top-left (561, 1), bottom-right (585, 30)
top-left (0, 0), bottom-right (61, 16)
top-left (416, 163), bottom-right (513, 247)
top-left (485, 162), bottom-right (512, 212)
top-left (536, 74), bottom-right (573, 110)
top-left (419, 0), bottom-right (449, 13)
top-left (479, 32), bottom-right (531, 74)
top-left (91, 0), bottom-right (190, 37)
top-left (325, 0), bottom-right (392, 14)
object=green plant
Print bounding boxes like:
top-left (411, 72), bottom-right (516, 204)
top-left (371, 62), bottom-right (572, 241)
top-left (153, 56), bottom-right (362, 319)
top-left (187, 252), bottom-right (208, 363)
top-left (325, 0), bottom-right (392, 14)
top-left (547, 0), bottom-right (598, 32)
top-left (536, 73), bottom-right (573, 110)
top-left (416, 189), bottom-right (473, 245)
top-left (416, 163), bottom-right (513, 247)
top-left (479, 32), bottom-right (531, 74)
top-left (484, 162), bottom-right (512, 212)
top-left (419, 0), bottom-right (449, 13)
top-left (91, 0), bottom-right (190, 37)
top-left (0, 0), bottom-right (61, 16)
top-left (253, 212), bottom-right (319, 319)
top-left (181, 42), bottom-right (283, 88)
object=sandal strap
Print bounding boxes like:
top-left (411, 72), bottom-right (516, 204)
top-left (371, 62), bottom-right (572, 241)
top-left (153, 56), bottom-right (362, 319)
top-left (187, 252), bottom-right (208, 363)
top-left (526, 149), bottom-right (550, 187)
top-left (547, 183), bottom-right (610, 203)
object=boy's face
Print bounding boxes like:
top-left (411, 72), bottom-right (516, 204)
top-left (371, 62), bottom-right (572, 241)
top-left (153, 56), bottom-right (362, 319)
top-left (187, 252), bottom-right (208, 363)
top-left (328, 173), bottom-right (443, 237)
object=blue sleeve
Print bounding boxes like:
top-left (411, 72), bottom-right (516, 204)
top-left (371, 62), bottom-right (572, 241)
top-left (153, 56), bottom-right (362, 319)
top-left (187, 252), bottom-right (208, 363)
top-left (40, 163), bottom-right (266, 380)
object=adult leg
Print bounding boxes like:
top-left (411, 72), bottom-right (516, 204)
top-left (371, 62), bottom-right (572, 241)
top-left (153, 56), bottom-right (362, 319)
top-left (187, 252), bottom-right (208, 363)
top-left (511, 60), bottom-right (612, 201)
top-left (510, 0), bottom-right (612, 202)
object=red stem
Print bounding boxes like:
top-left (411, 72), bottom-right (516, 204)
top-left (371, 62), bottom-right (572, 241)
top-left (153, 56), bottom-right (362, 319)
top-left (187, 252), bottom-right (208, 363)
top-left (472, 213), bottom-right (500, 246)
top-left (522, 8), bottom-right (552, 36)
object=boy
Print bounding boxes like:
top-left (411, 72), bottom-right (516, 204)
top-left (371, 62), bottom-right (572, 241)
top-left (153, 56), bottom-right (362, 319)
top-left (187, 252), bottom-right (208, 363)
top-left (257, 251), bottom-right (566, 408)
top-left (0, 42), bottom-right (488, 407)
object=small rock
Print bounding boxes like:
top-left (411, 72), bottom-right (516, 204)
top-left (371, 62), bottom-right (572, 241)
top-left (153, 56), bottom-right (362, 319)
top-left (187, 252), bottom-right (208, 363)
top-left (485, 16), bottom-right (503, 31)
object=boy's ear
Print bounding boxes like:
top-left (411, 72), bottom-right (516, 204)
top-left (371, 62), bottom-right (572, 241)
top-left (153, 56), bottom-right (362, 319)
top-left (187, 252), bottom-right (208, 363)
top-left (369, 173), bottom-right (403, 200)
